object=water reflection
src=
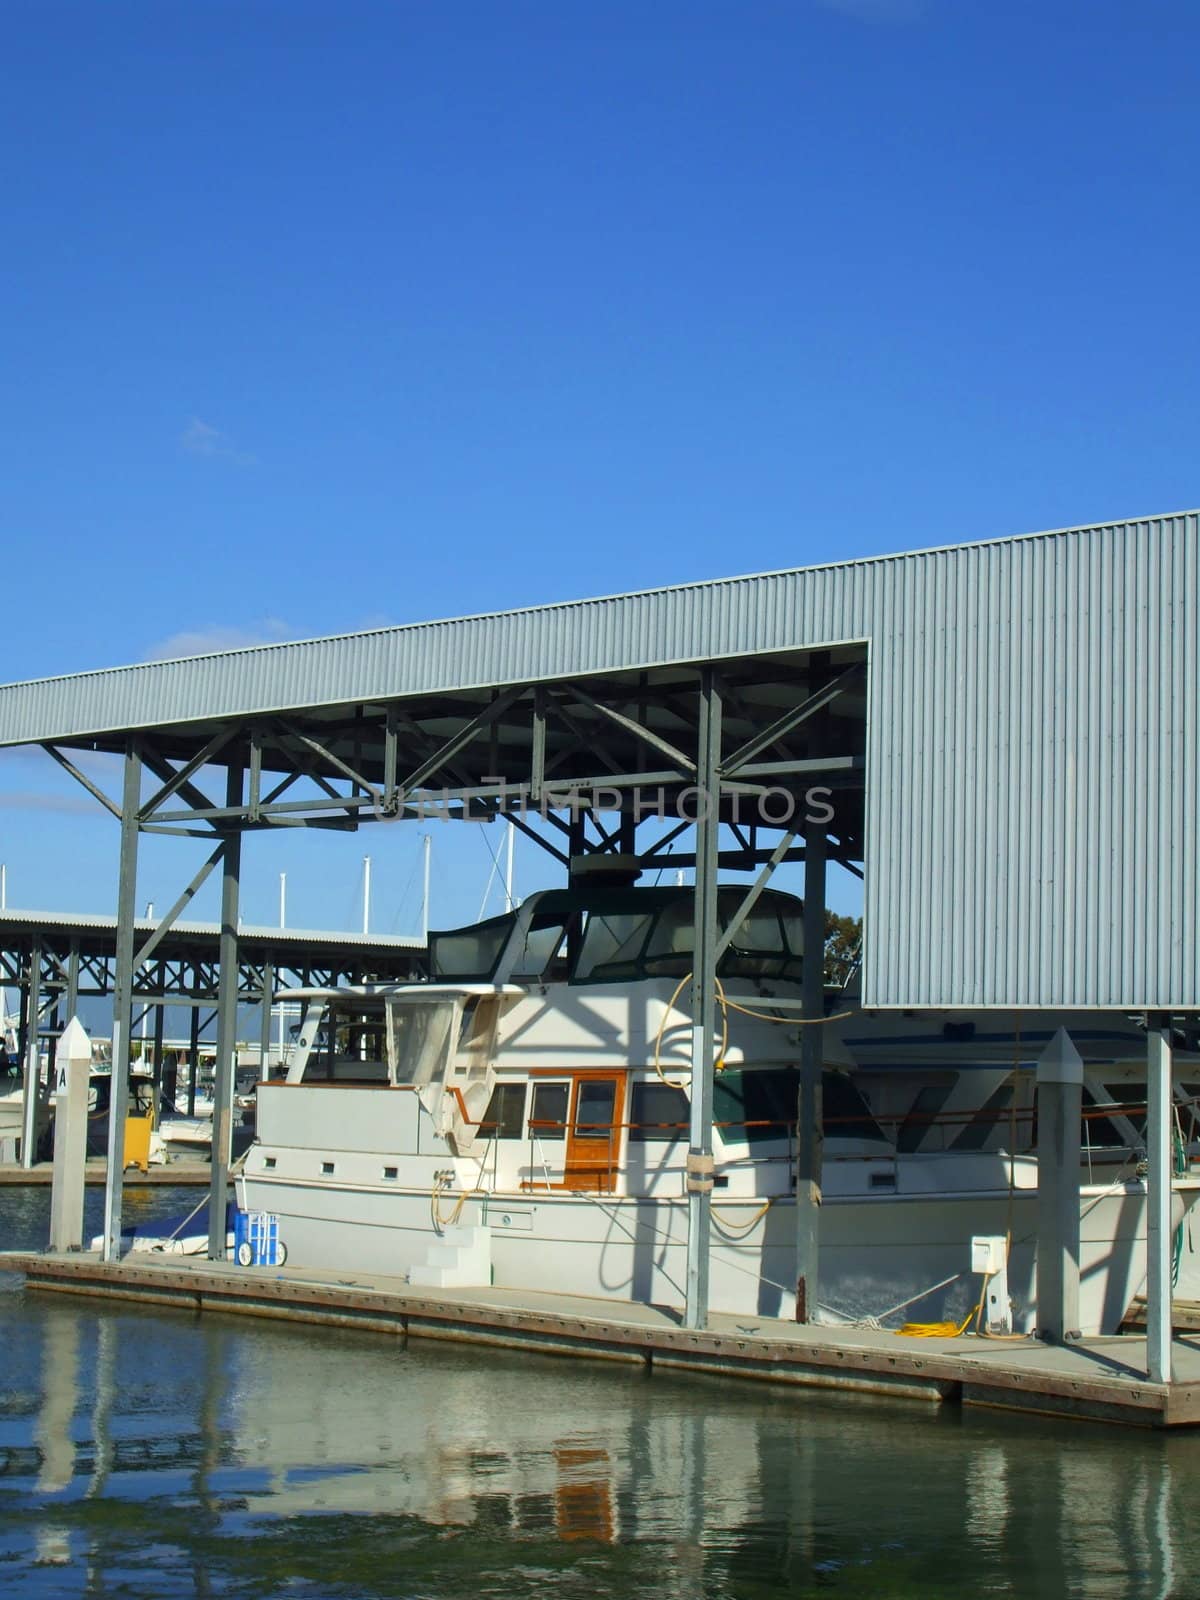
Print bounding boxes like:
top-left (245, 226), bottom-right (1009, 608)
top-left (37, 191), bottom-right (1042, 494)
top-left (2, 1268), bottom-right (1200, 1596)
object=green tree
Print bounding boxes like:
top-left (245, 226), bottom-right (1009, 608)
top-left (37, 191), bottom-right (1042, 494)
top-left (824, 911), bottom-right (862, 986)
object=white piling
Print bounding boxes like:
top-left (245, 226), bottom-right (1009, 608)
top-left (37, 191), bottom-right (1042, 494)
top-left (49, 1016), bottom-right (91, 1252)
top-left (1146, 1018), bottom-right (1174, 1384)
top-left (1036, 1027), bottom-right (1083, 1342)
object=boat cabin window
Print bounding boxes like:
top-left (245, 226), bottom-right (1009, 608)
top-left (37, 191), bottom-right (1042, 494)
top-left (951, 1082), bottom-right (1014, 1151)
top-left (1178, 1084), bottom-right (1200, 1143)
top-left (1085, 1084), bottom-right (1144, 1148)
top-left (478, 1082), bottom-right (527, 1139)
top-left (529, 1081), bottom-right (569, 1141)
top-left (896, 1080), bottom-right (955, 1153)
top-left (629, 1082), bottom-right (689, 1142)
top-left (574, 1079), bottom-right (617, 1139)
top-left (823, 1073), bottom-right (889, 1142)
top-left (714, 1068), bottom-right (797, 1145)
top-left (715, 1067), bottom-right (885, 1146)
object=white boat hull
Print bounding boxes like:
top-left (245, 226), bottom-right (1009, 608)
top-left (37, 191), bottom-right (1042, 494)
top-left (238, 1170), bottom-right (1183, 1335)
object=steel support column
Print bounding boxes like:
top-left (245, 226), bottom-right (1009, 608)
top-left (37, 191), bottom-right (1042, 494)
top-left (151, 1002), bottom-right (165, 1100)
top-left (794, 819), bottom-right (826, 1320)
top-left (208, 769), bottom-right (242, 1259)
top-left (259, 962), bottom-right (274, 1079)
top-left (102, 744), bottom-right (142, 1259)
top-left (187, 993), bottom-right (201, 1116)
top-left (684, 669), bottom-right (721, 1330)
top-left (19, 935), bottom-right (43, 1168)
top-left (1146, 1015), bottom-right (1174, 1384)
top-left (64, 940), bottom-right (80, 1024)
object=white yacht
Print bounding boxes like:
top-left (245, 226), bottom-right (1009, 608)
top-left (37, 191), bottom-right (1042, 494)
top-left (239, 883), bottom-right (1199, 1334)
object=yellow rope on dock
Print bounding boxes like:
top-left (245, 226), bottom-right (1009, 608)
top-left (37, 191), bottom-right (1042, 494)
top-left (898, 1304), bottom-right (980, 1338)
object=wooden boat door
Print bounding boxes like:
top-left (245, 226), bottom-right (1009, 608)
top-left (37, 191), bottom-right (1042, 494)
top-left (564, 1072), bottom-right (623, 1193)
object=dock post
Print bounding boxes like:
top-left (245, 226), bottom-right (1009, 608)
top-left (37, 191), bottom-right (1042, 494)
top-left (1146, 1014), bottom-right (1174, 1384)
top-left (208, 765), bottom-right (243, 1260)
top-left (259, 961), bottom-right (274, 1081)
top-left (151, 1000), bottom-right (165, 1102)
top-left (187, 981), bottom-right (201, 1115)
top-left (19, 933), bottom-right (43, 1168)
top-left (794, 821), bottom-right (826, 1322)
top-left (102, 742), bottom-right (142, 1261)
top-left (49, 1017), bottom-right (91, 1251)
top-left (684, 669), bottom-right (721, 1330)
top-left (1035, 1027), bottom-right (1082, 1342)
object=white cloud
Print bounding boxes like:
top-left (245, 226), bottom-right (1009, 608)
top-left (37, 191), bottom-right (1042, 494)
top-left (817, 0), bottom-right (928, 21)
top-left (144, 618), bottom-right (295, 662)
top-left (180, 417), bottom-right (257, 466)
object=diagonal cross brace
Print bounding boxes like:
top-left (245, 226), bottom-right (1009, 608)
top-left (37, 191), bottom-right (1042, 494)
top-left (140, 747), bottom-right (223, 824)
top-left (138, 727), bottom-right (239, 820)
top-left (276, 719), bottom-right (383, 802)
top-left (42, 745), bottom-right (123, 819)
top-left (400, 683), bottom-right (527, 794)
top-left (720, 662), bottom-right (865, 778)
top-left (713, 829), bottom-right (799, 962)
top-left (133, 841), bottom-right (227, 971)
top-left (554, 684), bottom-right (697, 778)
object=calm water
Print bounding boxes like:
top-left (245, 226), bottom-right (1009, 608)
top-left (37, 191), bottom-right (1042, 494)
top-left (2, 1191), bottom-right (1200, 1598)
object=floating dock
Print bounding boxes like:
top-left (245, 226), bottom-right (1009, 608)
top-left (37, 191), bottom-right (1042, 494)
top-left (7, 1250), bottom-right (1200, 1431)
top-left (0, 1161), bottom-right (213, 1187)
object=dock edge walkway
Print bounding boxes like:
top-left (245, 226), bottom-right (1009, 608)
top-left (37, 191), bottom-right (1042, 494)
top-left (7, 1251), bottom-right (1200, 1431)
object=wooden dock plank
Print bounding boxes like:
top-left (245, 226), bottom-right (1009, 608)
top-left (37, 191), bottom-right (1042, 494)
top-left (0, 1162), bottom-right (213, 1186)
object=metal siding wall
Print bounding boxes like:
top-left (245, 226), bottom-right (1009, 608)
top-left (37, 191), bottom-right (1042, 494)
top-left (860, 515), bottom-right (1199, 1009)
top-left (1, 515), bottom-right (1196, 1008)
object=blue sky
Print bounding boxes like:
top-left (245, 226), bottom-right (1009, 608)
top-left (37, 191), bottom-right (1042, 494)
top-left (1, 0), bottom-right (1197, 942)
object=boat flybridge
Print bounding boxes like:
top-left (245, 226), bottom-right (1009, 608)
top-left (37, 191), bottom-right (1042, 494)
top-left (240, 881), bottom-right (1200, 1334)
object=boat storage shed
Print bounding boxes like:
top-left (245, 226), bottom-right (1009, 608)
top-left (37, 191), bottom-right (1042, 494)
top-left (0, 510), bottom-right (1195, 1012)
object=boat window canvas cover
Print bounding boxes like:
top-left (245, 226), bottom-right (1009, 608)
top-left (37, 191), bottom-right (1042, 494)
top-left (509, 915), bottom-right (569, 980)
top-left (571, 887), bottom-right (804, 984)
top-left (573, 912), bottom-right (657, 982)
top-left (429, 915), bottom-right (513, 981)
top-left (384, 997), bottom-right (459, 1087)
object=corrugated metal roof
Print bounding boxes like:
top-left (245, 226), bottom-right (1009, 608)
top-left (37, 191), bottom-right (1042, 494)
top-left (0, 910), bottom-right (423, 950)
top-left (0, 514), bottom-right (1180, 746)
top-left (1, 512), bottom-right (1196, 1011)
